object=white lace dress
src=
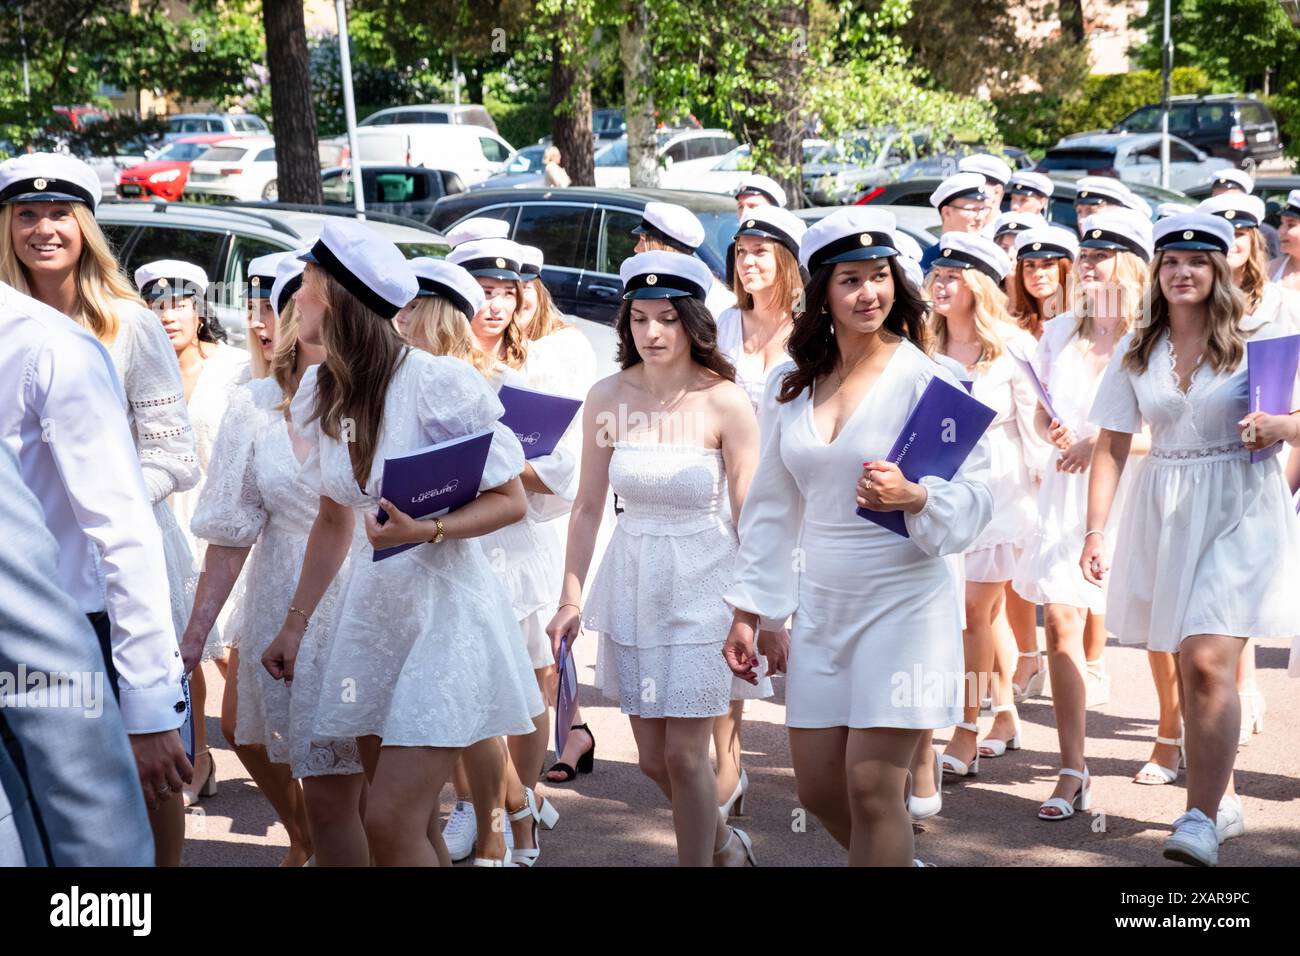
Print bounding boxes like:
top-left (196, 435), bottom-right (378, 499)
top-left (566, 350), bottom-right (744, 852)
top-left (1089, 313), bottom-right (1300, 652)
top-left (723, 344), bottom-right (994, 729)
top-left (190, 377), bottom-right (362, 777)
top-left (954, 327), bottom-right (1053, 582)
top-left (105, 303), bottom-right (201, 646)
top-left (585, 443), bottom-right (738, 719)
top-left (291, 350), bottom-right (543, 747)
top-left (478, 327), bottom-right (597, 670)
top-left (1013, 313), bottom-right (1136, 611)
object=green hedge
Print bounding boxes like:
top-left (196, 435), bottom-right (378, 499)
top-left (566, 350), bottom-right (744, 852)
top-left (1265, 92), bottom-right (1300, 162)
top-left (486, 97), bottom-right (553, 150)
top-left (995, 67), bottom-right (1212, 151)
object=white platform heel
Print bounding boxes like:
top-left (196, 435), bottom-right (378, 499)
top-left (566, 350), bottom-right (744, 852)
top-left (1012, 650), bottom-right (1048, 703)
top-left (978, 703), bottom-right (1021, 758)
top-left (1037, 767), bottom-right (1091, 821)
top-left (940, 722), bottom-right (981, 777)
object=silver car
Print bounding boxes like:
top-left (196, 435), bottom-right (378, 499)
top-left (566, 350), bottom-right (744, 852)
top-left (1038, 133), bottom-right (1232, 193)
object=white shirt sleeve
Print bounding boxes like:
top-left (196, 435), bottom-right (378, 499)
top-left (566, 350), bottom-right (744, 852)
top-left (119, 308), bottom-right (200, 504)
top-left (1089, 333), bottom-right (1143, 434)
top-left (32, 331), bottom-right (185, 733)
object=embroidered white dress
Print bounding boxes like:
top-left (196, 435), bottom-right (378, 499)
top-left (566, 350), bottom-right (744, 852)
top-left (106, 304), bottom-right (201, 646)
top-left (191, 378), bottom-right (362, 777)
top-left (1089, 313), bottom-right (1300, 652)
top-left (955, 327), bottom-right (1053, 582)
top-left (1013, 313), bottom-right (1136, 610)
top-left (479, 327), bottom-right (597, 670)
top-left (724, 342), bottom-right (994, 729)
top-left (292, 350), bottom-right (542, 746)
top-left (585, 442), bottom-right (738, 718)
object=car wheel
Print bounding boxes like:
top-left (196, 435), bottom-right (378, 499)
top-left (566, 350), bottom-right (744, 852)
top-left (262, 180), bottom-right (278, 201)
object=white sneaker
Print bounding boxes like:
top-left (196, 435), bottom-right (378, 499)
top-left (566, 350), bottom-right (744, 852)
top-left (1216, 795), bottom-right (1245, 844)
top-left (1163, 808), bottom-right (1219, 866)
top-left (441, 801), bottom-right (476, 863)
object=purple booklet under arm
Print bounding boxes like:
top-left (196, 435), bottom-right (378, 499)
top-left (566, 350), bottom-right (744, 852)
top-left (1012, 352), bottom-right (1060, 423)
top-left (372, 429), bottom-right (494, 561)
top-left (554, 636), bottom-right (578, 756)
top-left (499, 383), bottom-right (583, 460)
top-left (1247, 333), bottom-right (1300, 464)
top-left (856, 376), bottom-right (997, 537)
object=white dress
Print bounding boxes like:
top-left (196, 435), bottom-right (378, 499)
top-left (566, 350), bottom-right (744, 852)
top-left (291, 350), bottom-right (543, 747)
top-left (724, 342), bottom-right (994, 729)
top-left (105, 303), bottom-right (201, 645)
top-left (954, 326), bottom-right (1052, 583)
top-left (191, 377), bottom-right (362, 777)
top-left (1013, 313), bottom-right (1134, 610)
top-left (584, 443), bottom-right (738, 719)
top-left (1089, 313), bottom-right (1300, 652)
top-left (479, 327), bottom-right (597, 670)
top-left (171, 342), bottom-right (250, 566)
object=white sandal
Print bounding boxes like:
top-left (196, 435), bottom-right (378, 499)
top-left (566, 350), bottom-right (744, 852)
top-left (718, 825), bottom-right (757, 866)
top-left (1012, 650), bottom-right (1048, 703)
top-left (978, 703), bottom-right (1022, 758)
top-left (1134, 736), bottom-right (1183, 785)
top-left (1238, 690), bottom-right (1265, 746)
top-left (507, 787), bottom-right (559, 868)
top-left (907, 746), bottom-right (943, 821)
top-left (1037, 767), bottom-right (1090, 821)
top-left (940, 722), bottom-right (981, 777)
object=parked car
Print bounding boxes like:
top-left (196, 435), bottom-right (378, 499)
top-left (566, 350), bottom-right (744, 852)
top-left (53, 106), bottom-right (109, 131)
top-left (894, 145), bottom-right (1034, 181)
top-left (852, 174), bottom-right (1195, 230)
top-left (96, 201), bottom-right (448, 346)
top-left (1036, 133), bottom-right (1232, 193)
top-left (471, 144), bottom-right (549, 190)
top-left (163, 112), bottom-right (268, 142)
top-left (359, 103), bottom-right (498, 134)
top-left (430, 186), bottom-right (741, 325)
top-left (116, 134), bottom-right (233, 202)
top-left (598, 129), bottom-right (739, 189)
top-left (593, 108), bottom-right (627, 140)
top-left (1110, 95), bottom-right (1283, 168)
top-left (184, 137), bottom-right (352, 202)
top-left (656, 140), bottom-right (829, 198)
top-left (320, 165), bottom-right (466, 223)
top-left (350, 124), bottom-right (515, 186)
top-left (1183, 175), bottom-right (1300, 228)
top-left (799, 130), bottom-right (936, 205)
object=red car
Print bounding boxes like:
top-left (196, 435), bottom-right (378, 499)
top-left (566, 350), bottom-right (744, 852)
top-left (116, 134), bottom-right (231, 202)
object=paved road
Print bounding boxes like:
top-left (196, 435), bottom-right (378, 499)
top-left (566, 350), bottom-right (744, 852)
top-left (182, 631), bottom-right (1298, 867)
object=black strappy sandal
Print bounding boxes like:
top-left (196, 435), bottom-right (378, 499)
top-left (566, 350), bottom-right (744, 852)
top-left (545, 723), bottom-right (596, 782)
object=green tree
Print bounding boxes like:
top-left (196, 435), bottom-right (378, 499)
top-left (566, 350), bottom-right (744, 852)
top-left (1130, 0), bottom-right (1298, 90)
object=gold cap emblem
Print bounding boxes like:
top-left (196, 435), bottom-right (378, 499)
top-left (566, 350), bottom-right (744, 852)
top-left (1032, 242), bottom-right (1042, 251)
top-left (495, 257), bottom-right (506, 268)
top-left (1080, 191), bottom-right (1089, 199)
top-left (33, 178), bottom-right (48, 190)
top-left (158, 278), bottom-right (169, 289)
top-left (646, 273), bottom-right (658, 285)
top-left (943, 248), bottom-right (952, 257)
top-left (1182, 230), bottom-right (1195, 240)
top-left (1224, 210), bottom-right (1236, 219)
top-left (250, 276), bottom-right (260, 287)
top-left (860, 233), bottom-right (871, 246)
top-left (746, 219), bottom-right (756, 228)
top-left (1091, 230), bottom-right (1102, 239)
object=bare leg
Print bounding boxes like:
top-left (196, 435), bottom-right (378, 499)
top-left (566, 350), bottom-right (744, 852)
top-left (1006, 585), bottom-right (1043, 691)
top-left (789, 726), bottom-right (852, 850)
top-left (302, 772), bottom-right (368, 866)
top-left (462, 736), bottom-right (508, 862)
top-left (150, 797), bottom-right (185, 866)
top-left (983, 584), bottom-right (1020, 746)
top-left (365, 745), bottom-right (461, 866)
top-left (1040, 604), bottom-right (1088, 814)
top-left (712, 700), bottom-right (744, 805)
top-left (908, 730), bottom-right (937, 800)
top-left (185, 663), bottom-right (213, 801)
top-left (662, 716), bottom-right (724, 866)
top-left (1083, 611), bottom-right (1108, 665)
top-left (1177, 636), bottom-right (1245, 817)
top-left (1137, 650), bottom-right (1183, 782)
top-left (506, 666), bottom-right (554, 788)
top-left (944, 580), bottom-right (1004, 768)
top-left (845, 727), bottom-right (924, 866)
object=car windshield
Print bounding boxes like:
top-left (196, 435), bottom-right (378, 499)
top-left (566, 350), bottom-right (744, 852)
top-left (197, 146), bottom-right (248, 163)
top-left (507, 146), bottom-right (546, 173)
top-left (692, 210), bottom-right (742, 274)
top-left (810, 136), bottom-right (885, 168)
top-left (595, 140), bottom-right (628, 166)
top-left (154, 142), bottom-right (208, 163)
top-left (1038, 149), bottom-right (1116, 170)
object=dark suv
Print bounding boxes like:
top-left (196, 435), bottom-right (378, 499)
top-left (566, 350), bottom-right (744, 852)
top-left (1111, 95), bottom-right (1282, 169)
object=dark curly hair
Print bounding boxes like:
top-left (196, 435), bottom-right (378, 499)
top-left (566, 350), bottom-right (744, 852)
top-left (776, 255), bottom-right (928, 403)
top-left (614, 295), bottom-right (736, 382)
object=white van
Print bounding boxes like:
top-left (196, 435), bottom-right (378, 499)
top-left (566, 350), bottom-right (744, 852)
top-left (352, 124), bottom-right (515, 186)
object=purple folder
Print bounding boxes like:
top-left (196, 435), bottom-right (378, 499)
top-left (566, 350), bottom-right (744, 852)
top-left (372, 429), bottom-right (493, 561)
top-left (499, 383), bottom-right (583, 460)
top-left (1247, 333), bottom-right (1300, 463)
top-left (1011, 351), bottom-right (1060, 423)
top-left (856, 376), bottom-right (996, 537)
top-left (554, 636), bottom-right (578, 757)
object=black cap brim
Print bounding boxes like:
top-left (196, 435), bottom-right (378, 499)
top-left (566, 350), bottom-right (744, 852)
top-left (1158, 239), bottom-right (1226, 252)
top-left (823, 246), bottom-right (898, 265)
top-left (623, 287), bottom-right (691, 300)
top-left (4, 190), bottom-right (89, 206)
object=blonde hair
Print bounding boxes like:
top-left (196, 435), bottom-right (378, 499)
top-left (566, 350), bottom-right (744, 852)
top-left (1073, 250), bottom-right (1147, 344)
top-left (925, 269), bottom-right (1013, 371)
top-left (1123, 249), bottom-right (1246, 376)
top-left (521, 277), bottom-right (569, 340)
top-left (1237, 227), bottom-right (1270, 313)
top-left (544, 146), bottom-right (562, 165)
top-left (402, 296), bottom-right (494, 375)
top-left (269, 300), bottom-right (302, 409)
top-left (477, 279), bottom-right (529, 370)
top-left (0, 203), bottom-right (140, 344)
top-left (730, 239), bottom-right (803, 315)
top-left (246, 301), bottom-right (271, 380)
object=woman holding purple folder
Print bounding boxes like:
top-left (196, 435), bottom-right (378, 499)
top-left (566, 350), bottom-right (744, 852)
top-left (723, 208), bottom-right (993, 866)
top-left (1083, 211), bottom-right (1300, 866)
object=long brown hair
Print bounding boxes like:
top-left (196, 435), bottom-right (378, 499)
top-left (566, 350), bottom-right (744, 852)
top-left (614, 295), bottom-right (736, 381)
top-left (1122, 249), bottom-right (1246, 376)
top-left (1236, 227), bottom-right (1270, 313)
top-left (1011, 257), bottom-right (1072, 338)
top-left (521, 278), bottom-right (569, 340)
top-left (303, 264), bottom-right (409, 489)
top-left (0, 203), bottom-right (139, 343)
top-left (778, 256), bottom-right (928, 403)
top-left (730, 239), bottom-right (803, 314)
top-left (269, 300), bottom-right (302, 410)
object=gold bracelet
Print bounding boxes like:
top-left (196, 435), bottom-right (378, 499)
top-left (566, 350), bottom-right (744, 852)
top-left (428, 517), bottom-right (446, 545)
top-left (558, 602), bottom-right (581, 613)
top-left (1083, 530), bottom-right (1105, 540)
top-left (287, 606), bottom-right (311, 628)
